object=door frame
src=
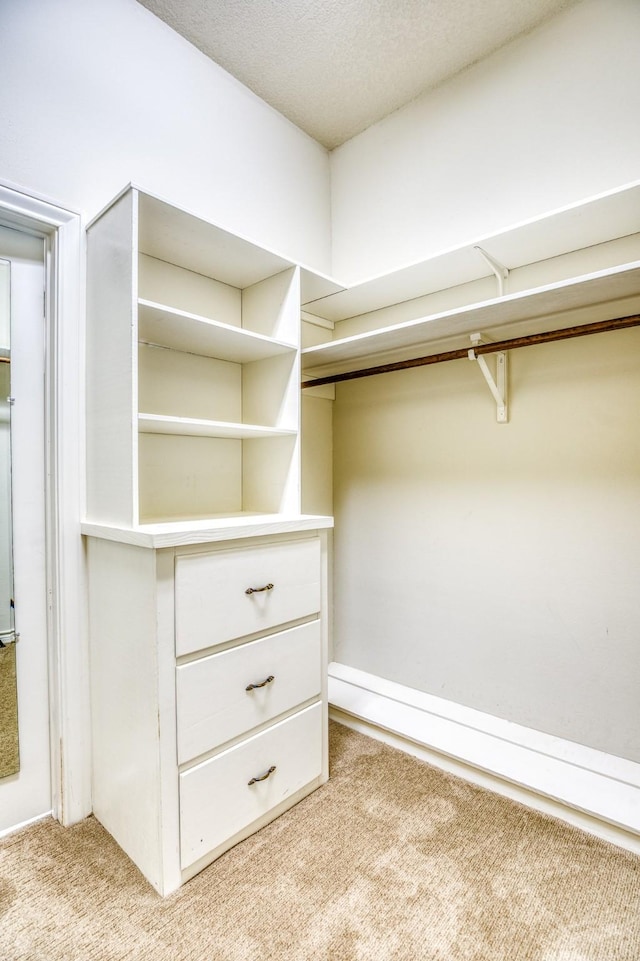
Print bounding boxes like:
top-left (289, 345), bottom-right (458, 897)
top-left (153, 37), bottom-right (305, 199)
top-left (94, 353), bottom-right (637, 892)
top-left (0, 179), bottom-right (90, 826)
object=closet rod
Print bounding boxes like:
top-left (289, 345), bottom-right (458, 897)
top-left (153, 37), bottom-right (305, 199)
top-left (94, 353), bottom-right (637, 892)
top-left (301, 313), bottom-right (640, 388)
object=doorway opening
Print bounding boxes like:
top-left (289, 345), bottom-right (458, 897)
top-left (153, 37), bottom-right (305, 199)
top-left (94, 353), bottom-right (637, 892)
top-left (0, 182), bottom-right (89, 834)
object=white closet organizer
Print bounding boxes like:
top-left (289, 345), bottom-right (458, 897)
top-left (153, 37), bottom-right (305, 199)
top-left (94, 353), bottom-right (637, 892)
top-left (83, 185), bottom-right (333, 896)
top-left (301, 181), bottom-right (640, 378)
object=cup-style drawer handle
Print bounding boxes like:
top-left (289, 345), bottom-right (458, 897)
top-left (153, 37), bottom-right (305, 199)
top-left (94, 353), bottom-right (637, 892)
top-left (246, 674), bottom-right (275, 692)
top-left (248, 765), bottom-right (276, 786)
top-left (245, 583), bottom-right (274, 595)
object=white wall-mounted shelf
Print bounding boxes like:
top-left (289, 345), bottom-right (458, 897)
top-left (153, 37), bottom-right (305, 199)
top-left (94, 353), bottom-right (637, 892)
top-left (301, 180), bottom-right (640, 324)
top-left (302, 262), bottom-right (640, 377)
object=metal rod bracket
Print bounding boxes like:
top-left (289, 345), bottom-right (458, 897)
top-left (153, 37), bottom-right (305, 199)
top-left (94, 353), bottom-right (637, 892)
top-left (468, 333), bottom-right (508, 423)
top-left (474, 246), bottom-right (509, 297)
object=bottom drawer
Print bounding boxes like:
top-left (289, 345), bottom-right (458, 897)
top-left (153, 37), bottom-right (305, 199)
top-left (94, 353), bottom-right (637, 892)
top-left (179, 702), bottom-right (322, 869)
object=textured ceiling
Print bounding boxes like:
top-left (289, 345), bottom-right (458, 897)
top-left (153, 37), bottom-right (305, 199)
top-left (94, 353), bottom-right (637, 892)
top-left (137, 0), bottom-right (577, 149)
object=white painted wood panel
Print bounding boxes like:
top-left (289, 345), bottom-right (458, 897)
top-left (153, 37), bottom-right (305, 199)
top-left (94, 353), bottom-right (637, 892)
top-left (175, 538), bottom-right (321, 656)
top-left (86, 190), bottom-right (137, 526)
top-left (87, 539), bottom-right (167, 892)
top-left (138, 413), bottom-right (297, 439)
top-left (138, 300), bottom-right (295, 362)
top-left (301, 394), bottom-right (333, 517)
top-left (138, 344), bottom-right (241, 423)
top-left (299, 266), bottom-right (345, 305)
top-left (81, 514), bottom-right (334, 549)
top-left (138, 434), bottom-right (242, 522)
top-left (179, 702), bottom-right (322, 869)
top-left (176, 620), bottom-right (322, 763)
top-left (137, 192), bottom-right (294, 289)
top-left (242, 352), bottom-right (299, 430)
top-left (242, 266), bottom-right (299, 343)
top-left (243, 435), bottom-right (300, 516)
top-left (138, 256), bottom-right (241, 328)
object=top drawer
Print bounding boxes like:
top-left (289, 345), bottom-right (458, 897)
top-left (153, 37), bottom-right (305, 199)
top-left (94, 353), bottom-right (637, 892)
top-left (175, 538), bottom-right (321, 656)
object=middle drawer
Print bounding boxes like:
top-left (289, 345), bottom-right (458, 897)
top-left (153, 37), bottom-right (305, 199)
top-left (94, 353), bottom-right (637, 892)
top-left (176, 620), bottom-right (321, 764)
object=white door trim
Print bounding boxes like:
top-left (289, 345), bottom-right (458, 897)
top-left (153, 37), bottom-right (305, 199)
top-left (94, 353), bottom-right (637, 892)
top-left (0, 179), bottom-right (90, 826)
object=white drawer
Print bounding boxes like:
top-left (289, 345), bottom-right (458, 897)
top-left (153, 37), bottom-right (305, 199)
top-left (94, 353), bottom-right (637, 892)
top-left (176, 620), bottom-right (322, 764)
top-left (179, 702), bottom-right (322, 869)
top-left (175, 538), bottom-right (321, 656)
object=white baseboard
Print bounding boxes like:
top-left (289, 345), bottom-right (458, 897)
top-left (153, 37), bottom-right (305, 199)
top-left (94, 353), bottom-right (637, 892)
top-left (329, 662), bottom-right (640, 855)
top-left (0, 809), bottom-right (52, 841)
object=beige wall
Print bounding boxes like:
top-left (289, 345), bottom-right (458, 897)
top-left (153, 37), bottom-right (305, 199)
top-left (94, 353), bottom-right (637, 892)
top-left (330, 0), bottom-right (640, 281)
top-left (332, 326), bottom-right (640, 762)
top-left (0, 0), bottom-right (331, 272)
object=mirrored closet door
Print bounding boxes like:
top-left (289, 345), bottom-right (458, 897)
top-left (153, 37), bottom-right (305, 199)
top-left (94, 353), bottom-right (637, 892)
top-left (0, 225), bottom-right (50, 835)
top-left (0, 257), bottom-right (18, 779)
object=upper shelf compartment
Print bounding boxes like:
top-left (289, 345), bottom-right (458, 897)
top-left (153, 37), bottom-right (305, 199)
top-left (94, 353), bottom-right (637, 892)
top-left (134, 188), bottom-right (344, 305)
top-left (137, 191), bottom-right (293, 290)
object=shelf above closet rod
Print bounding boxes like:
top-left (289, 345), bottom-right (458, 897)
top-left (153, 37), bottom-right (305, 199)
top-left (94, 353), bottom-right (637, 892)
top-left (301, 313), bottom-right (640, 388)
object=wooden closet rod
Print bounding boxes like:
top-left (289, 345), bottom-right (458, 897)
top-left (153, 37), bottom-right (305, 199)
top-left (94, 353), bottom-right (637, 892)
top-left (301, 313), bottom-right (640, 388)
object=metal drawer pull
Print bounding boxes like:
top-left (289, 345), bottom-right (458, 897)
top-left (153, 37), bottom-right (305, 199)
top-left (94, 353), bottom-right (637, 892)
top-left (248, 765), bottom-right (276, 786)
top-left (245, 583), bottom-right (274, 595)
top-left (246, 674), bottom-right (275, 692)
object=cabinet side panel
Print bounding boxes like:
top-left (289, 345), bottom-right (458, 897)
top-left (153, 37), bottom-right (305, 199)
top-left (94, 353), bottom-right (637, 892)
top-left (86, 192), bottom-right (136, 526)
top-left (243, 351), bottom-right (298, 430)
top-left (243, 435), bottom-right (300, 515)
top-left (242, 266), bottom-right (300, 343)
top-left (301, 394), bottom-right (334, 516)
top-left (87, 539), bottom-right (163, 891)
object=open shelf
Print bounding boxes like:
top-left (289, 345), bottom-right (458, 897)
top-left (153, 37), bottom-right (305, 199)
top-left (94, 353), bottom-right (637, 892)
top-left (137, 191), bottom-right (294, 290)
top-left (302, 180), bottom-right (640, 323)
top-left (302, 262), bottom-right (640, 376)
top-left (138, 300), bottom-right (296, 362)
top-left (138, 413), bottom-right (297, 440)
top-left (137, 430), bottom-right (299, 522)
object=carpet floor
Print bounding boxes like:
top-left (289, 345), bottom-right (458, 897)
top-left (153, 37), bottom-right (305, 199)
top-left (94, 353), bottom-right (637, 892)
top-left (0, 643), bottom-right (19, 778)
top-left (1, 721), bottom-right (639, 960)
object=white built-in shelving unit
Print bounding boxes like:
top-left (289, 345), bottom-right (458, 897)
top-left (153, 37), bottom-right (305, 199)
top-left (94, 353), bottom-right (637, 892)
top-left (83, 186), bottom-right (333, 896)
top-left (86, 187), bottom-right (315, 527)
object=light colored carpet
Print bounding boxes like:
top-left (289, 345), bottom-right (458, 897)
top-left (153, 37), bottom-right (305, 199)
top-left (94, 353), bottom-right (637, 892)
top-left (0, 643), bottom-right (19, 778)
top-left (1, 721), bottom-right (639, 960)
